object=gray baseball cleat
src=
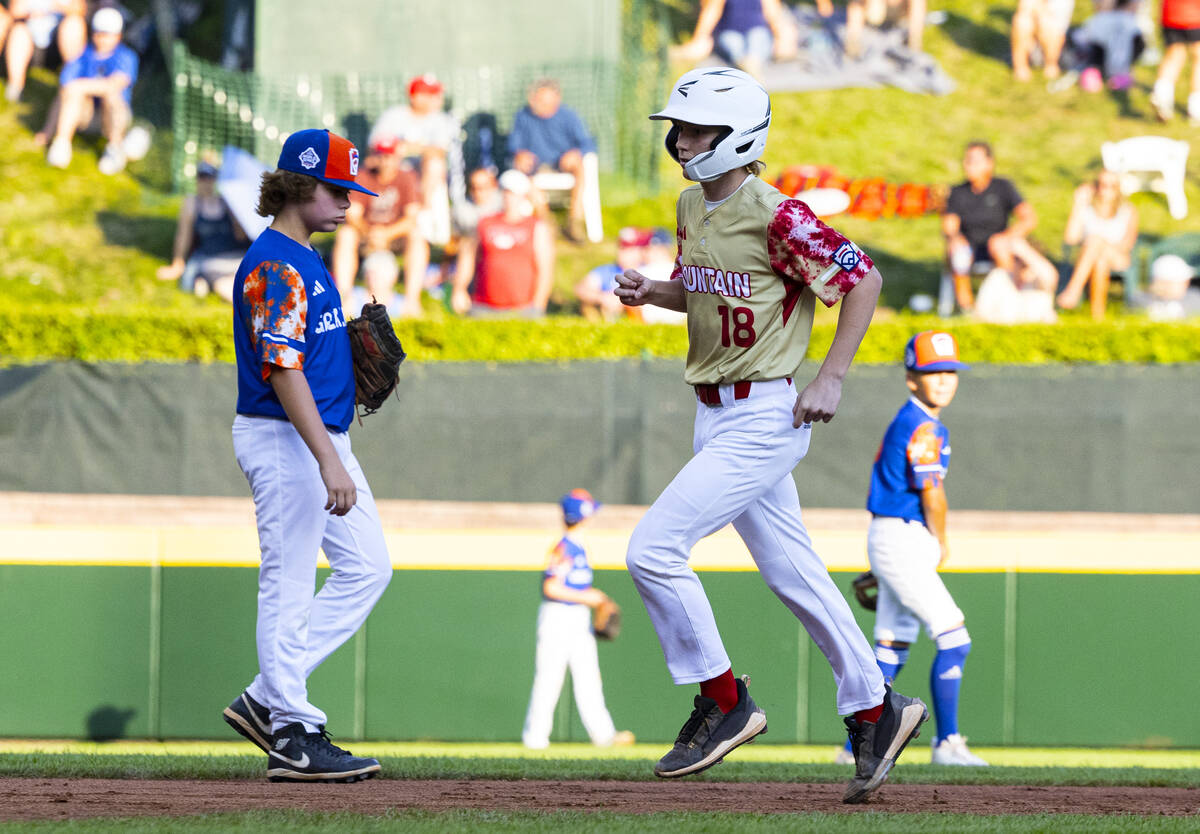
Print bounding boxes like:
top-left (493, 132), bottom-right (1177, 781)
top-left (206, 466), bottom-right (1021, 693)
top-left (842, 684), bottom-right (929, 804)
top-left (654, 675), bottom-right (767, 778)
top-left (223, 690), bottom-right (273, 753)
top-left (267, 723), bottom-right (381, 783)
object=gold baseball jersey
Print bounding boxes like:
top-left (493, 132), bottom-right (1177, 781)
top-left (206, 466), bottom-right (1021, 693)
top-left (672, 175), bottom-right (875, 385)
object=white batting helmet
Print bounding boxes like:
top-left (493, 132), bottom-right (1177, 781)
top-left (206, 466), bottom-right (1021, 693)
top-left (650, 67), bottom-right (771, 182)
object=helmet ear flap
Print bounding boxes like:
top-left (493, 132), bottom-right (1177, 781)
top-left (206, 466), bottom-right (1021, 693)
top-left (663, 124), bottom-right (681, 163)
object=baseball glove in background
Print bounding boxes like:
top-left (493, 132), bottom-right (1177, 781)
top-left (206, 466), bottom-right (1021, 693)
top-left (851, 571), bottom-right (878, 611)
top-left (592, 598), bottom-right (622, 641)
top-left (346, 302), bottom-right (406, 418)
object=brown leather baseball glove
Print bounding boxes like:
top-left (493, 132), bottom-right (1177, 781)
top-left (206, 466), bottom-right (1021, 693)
top-left (592, 598), bottom-right (622, 641)
top-left (851, 571), bottom-right (878, 611)
top-left (346, 301), bottom-right (406, 418)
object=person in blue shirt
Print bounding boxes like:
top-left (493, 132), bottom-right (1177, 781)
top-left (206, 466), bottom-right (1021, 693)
top-left (37, 7), bottom-right (137, 174)
top-left (837, 330), bottom-right (988, 768)
top-left (521, 489), bottom-right (635, 750)
top-left (223, 128), bottom-right (391, 784)
top-left (508, 78), bottom-right (597, 241)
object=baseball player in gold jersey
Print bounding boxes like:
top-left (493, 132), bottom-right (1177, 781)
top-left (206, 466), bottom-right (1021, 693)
top-left (615, 67), bottom-right (927, 803)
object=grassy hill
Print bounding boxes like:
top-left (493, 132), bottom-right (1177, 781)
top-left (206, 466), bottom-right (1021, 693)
top-left (1, 0), bottom-right (1197, 319)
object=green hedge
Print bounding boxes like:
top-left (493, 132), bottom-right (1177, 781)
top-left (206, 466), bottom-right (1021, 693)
top-left (3, 307), bottom-right (1199, 364)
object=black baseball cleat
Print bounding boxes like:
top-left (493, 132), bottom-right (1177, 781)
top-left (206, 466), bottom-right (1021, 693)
top-left (223, 690), bottom-right (273, 753)
top-left (842, 684), bottom-right (929, 804)
top-left (266, 723), bottom-right (381, 783)
top-left (654, 675), bottom-right (768, 778)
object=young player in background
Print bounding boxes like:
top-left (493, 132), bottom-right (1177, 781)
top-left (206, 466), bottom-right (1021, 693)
top-left (224, 128), bottom-right (392, 783)
top-left (521, 489), bottom-right (635, 750)
top-left (837, 330), bottom-right (987, 767)
top-left (615, 67), bottom-right (927, 804)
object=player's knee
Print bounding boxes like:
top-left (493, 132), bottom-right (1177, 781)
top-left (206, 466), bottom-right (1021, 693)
top-left (625, 525), bottom-right (666, 579)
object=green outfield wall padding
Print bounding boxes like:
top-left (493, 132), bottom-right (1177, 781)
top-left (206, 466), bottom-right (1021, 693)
top-left (2, 565), bottom-right (1199, 746)
top-left (3, 361), bottom-right (1199, 513)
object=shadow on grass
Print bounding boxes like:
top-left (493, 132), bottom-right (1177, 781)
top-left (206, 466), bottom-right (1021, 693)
top-left (96, 210), bottom-right (174, 258)
top-left (941, 8), bottom-right (1012, 68)
top-left (864, 244), bottom-right (943, 310)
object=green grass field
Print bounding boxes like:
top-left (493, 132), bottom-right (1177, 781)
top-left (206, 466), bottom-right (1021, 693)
top-left (2, 742), bottom-right (1199, 831)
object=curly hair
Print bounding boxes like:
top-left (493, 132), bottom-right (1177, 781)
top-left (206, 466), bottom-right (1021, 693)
top-left (256, 170), bottom-right (320, 217)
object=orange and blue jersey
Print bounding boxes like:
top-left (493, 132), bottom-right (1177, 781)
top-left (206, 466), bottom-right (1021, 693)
top-left (542, 535), bottom-right (593, 603)
top-left (232, 229), bottom-right (355, 432)
top-left (867, 398), bottom-right (951, 525)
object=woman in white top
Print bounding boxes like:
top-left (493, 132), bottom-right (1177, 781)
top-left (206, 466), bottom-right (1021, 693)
top-left (1057, 168), bottom-right (1138, 319)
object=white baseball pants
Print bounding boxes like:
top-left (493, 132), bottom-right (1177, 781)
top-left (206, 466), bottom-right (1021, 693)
top-left (232, 415), bottom-right (393, 733)
top-left (522, 601), bottom-right (619, 748)
top-left (867, 516), bottom-right (965, 643)
top-left (626, 379), bottom-right (886, 715)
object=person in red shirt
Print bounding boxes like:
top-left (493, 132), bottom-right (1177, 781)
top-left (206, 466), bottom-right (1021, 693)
top-left (331, 136), bottom-right (429, 317)
top-left (450, 169), bottom-right (555, 317)
top-left (1151, 0), bottom-right (1200, 122)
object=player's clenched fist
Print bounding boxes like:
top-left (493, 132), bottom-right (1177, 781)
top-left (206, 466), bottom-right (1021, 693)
top-left (614, 269), bottom-right (652, 305)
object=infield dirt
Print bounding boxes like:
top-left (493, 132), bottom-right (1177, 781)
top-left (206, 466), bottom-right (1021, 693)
top-left (3, 778), bottom-right (1198, 821)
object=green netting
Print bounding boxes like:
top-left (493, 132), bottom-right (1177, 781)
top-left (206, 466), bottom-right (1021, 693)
top-left (170, 0), bottom-right (667, 195)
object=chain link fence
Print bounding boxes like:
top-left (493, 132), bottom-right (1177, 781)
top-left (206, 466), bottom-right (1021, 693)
top-left (170, 0), bottom-right (667, 196)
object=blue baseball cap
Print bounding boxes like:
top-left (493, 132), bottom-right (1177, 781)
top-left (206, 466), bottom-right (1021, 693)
top-left (904, 331), bottom-right (969, 372)
top-left (561, 488), bottom-right (601, 525)
top-left (276, 129), bottom-right (377, 196)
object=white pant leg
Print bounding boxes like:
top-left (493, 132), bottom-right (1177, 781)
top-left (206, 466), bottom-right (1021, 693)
top-left (566, 611), bottom-right (618, 745)
top-left (868, 516), bottom-right (965, 642)
top-left (299, 436), bottom-right (392, 681)
top-left (233, 416), bottom-right (331, 733)
top-left (626, 388), bottom-right (814, 684)
top-left (732, 476), bottom-right (886, 715)
top-left (522, 602), bottom-right (574, 748)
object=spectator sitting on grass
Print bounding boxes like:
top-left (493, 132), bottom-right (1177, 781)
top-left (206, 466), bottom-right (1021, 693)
top-left (451, 169), bottom-right (554, 318)
top-left (1011, 0), bottom-right (1075, 81)
top-left (368, 73), bottom-right (463, 245)
top-left (3, 0), bottom-right (86, 103)
top-left (815, 0), bottom-right (927, 59)
top-left (1066, 0), bottom-right (1144, 92)
top-left (672, 0), bottom-right (798, 76)
top-left (1057, 168), bottom-right (1137, 319)
top-left (441, 165), bottom-right (504, 295)
top-left (35, 6), bottom-right (137, 175)
top-left (156, 159), bottom-right (249, 302)
top-left (942, 140), bottom-right (1058, 313)
top-left (507, 78), bottom-right (597, 242)
top-left (576, 226), bottom-right (650, 322)
top-left (331, 135), bottom-right (429, 318)
top-left (1128, 253), bottom-right (1200, 320)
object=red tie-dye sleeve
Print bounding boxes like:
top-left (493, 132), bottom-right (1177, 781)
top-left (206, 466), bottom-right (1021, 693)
top-left (241, 260), bottom-right (308, 380)
top-left (767, 199), bottom-right (874, 307)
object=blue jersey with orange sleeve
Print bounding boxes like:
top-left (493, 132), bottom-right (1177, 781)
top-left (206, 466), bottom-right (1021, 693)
top-left (541, 535), bottom-right (594, 603)
top-left (232, 228), bottom-right (355, 432)
top-left (866, 398), bottom-right (951, 525)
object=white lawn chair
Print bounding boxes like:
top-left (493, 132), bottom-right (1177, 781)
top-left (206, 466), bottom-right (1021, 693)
top-left (1100, 136), bottom-right (1190, 220)
top-left (531, 151), bottom-right (604, 242)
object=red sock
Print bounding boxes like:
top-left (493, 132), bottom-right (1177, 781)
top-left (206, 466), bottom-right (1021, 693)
top-left (699, 669), bottom-right (738, 714)
top-left (854, 702), bottom-right (884, 724)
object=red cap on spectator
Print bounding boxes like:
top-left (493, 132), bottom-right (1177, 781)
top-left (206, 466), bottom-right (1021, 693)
top-left (618, 226), bottom-right (652, 248)
top-left (409, 74), bottom-right (443, 97)
top-left (371, 135), bottom-right (399, 155)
